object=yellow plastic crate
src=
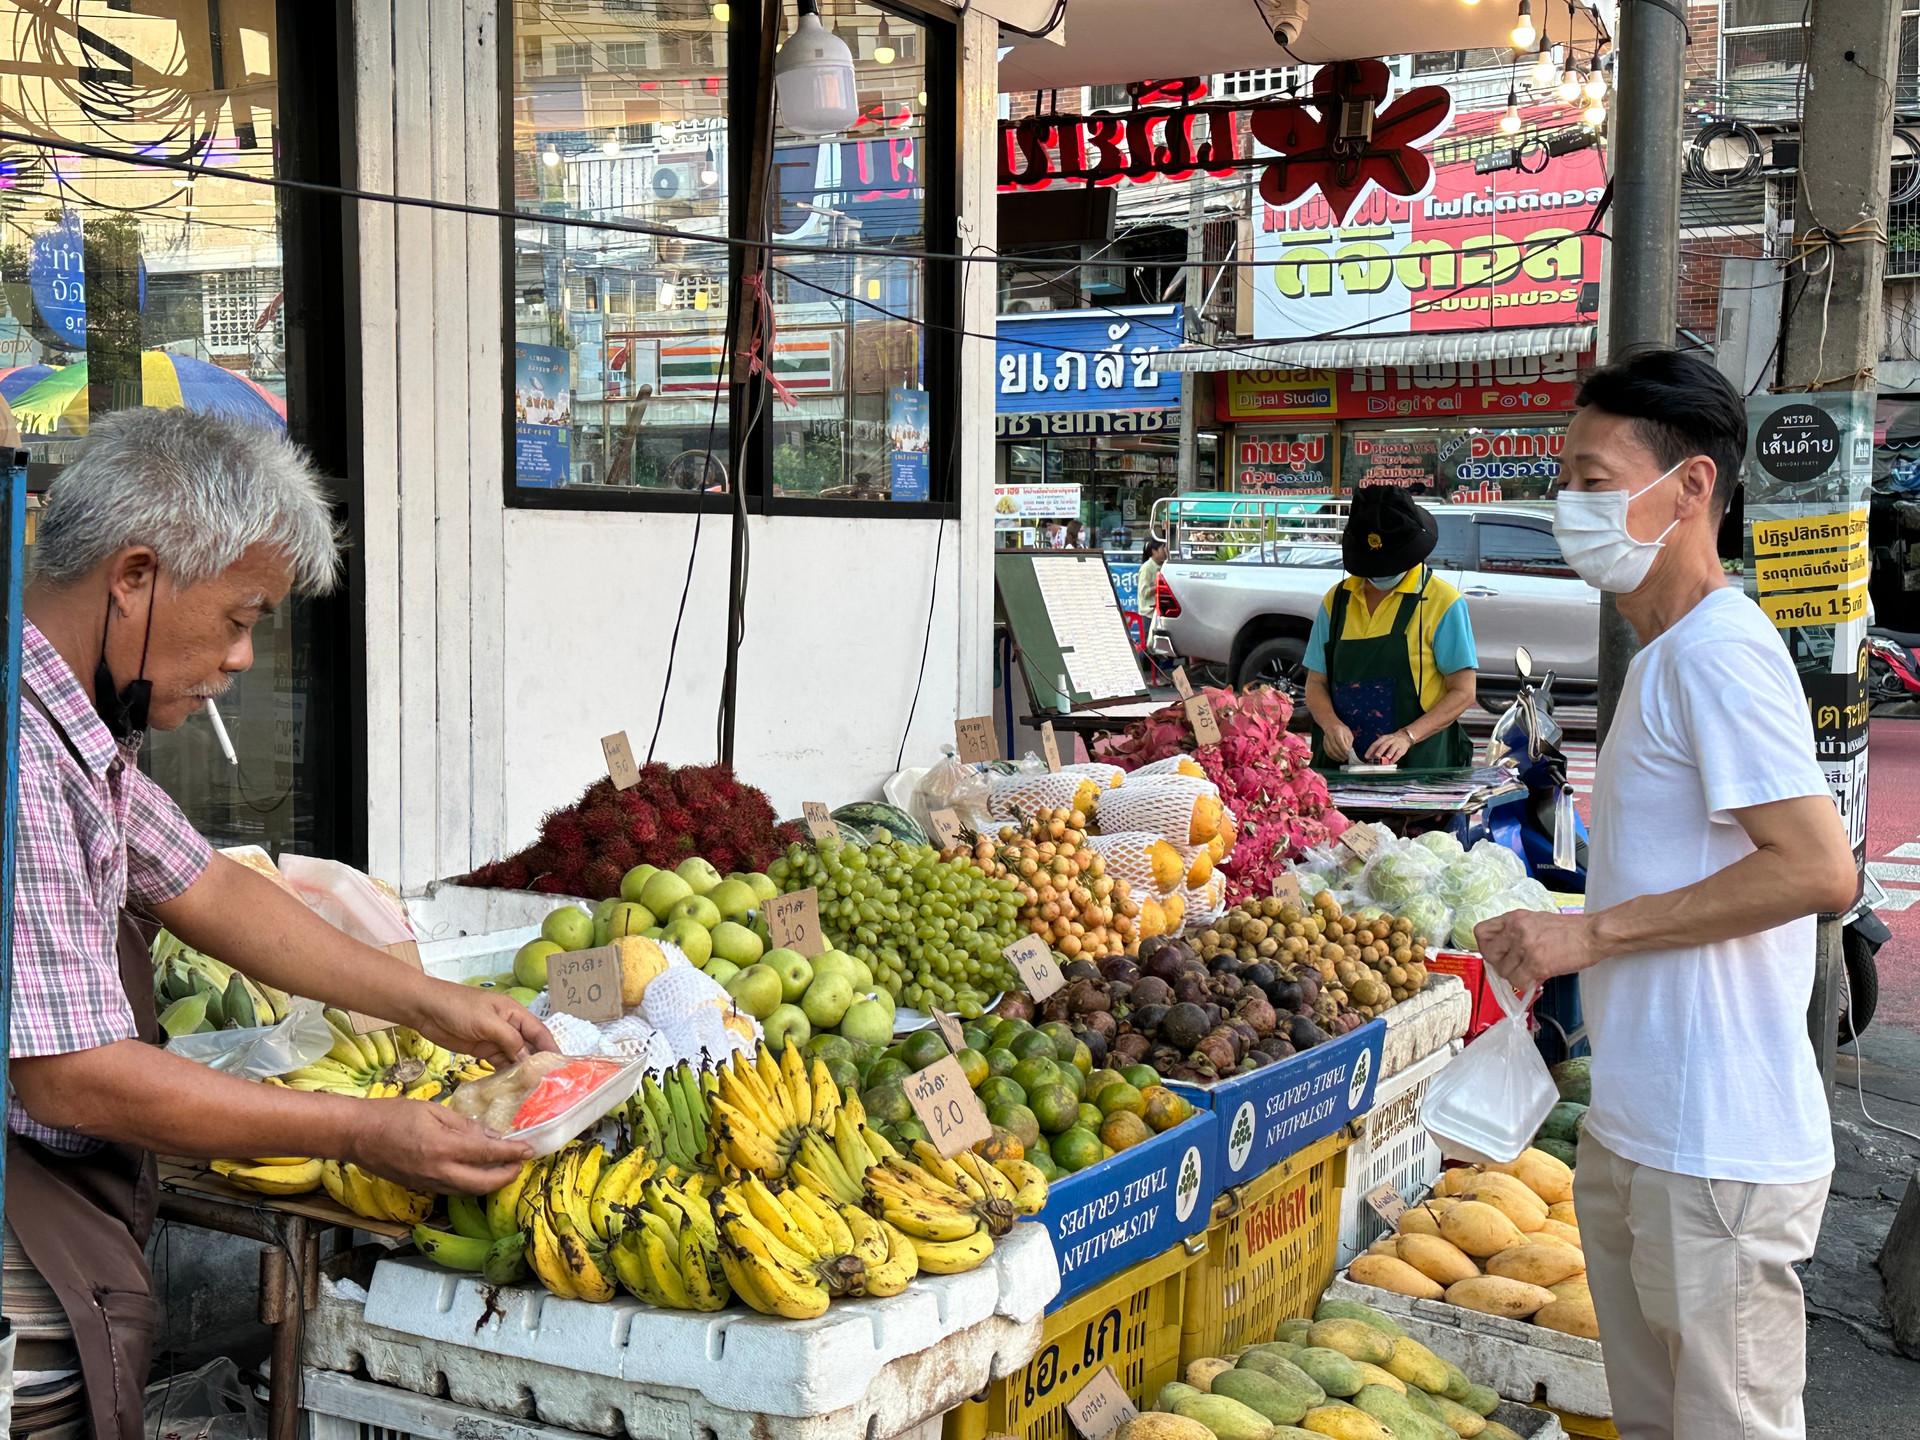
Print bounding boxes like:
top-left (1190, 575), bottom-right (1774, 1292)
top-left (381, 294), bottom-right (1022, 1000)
top-left (1179, 1131), bottom-right (1349, 1366)
top-left (944, 1240), bottom-right (1202, 1440)
top-left (1552, 1410), bottom-right (1619, 1438)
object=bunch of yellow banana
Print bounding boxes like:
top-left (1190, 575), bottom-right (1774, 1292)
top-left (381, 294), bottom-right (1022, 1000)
top-left (609, 1176), bottom-right (730, 1311)
top-left (790, 1103), bottom-right (898, 1208)
top-left (511, 1140), bottom-right (649, 1303)
top-left (707, 1044), bottom-right (841, 1180)
top-left (626, 1063), bottom-right (711, 1171)
top-left (209, 1156), bottom-right (323, 1196)
top-left (320, 1158), bottom-right (432, 1224)
top-left (409, 1189), bottom-right (532, 1286)
top-left (856, 1157), bottom-right (1002, 1274)
top-left (907, 1141), bottom-right (1049, 1230)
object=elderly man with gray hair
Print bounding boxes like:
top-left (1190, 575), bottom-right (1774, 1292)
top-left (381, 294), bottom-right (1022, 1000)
top-left (6, 409), bottom-right (554, 1436)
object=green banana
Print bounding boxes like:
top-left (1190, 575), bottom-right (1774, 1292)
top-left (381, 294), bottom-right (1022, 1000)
top-left (411, 1224), bottom-right (492, 1272)
top-left (663, 1075), bottom-right (695, 1164)
top-left (676, 1065), bottom-right (709, 1155)
top-left (482, 1232), bottom-right (530, 1285)
top-left (446, 1192), bottom-right (494, 1242)
top-left (223, 973), bottom-right (258, 1029)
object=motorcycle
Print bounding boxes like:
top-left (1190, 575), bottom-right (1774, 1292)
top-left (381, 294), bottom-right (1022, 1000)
top-left (1868, 627), bottom-right (1920, 707)
top-left (1481, 647), bottom-right (1589, 893)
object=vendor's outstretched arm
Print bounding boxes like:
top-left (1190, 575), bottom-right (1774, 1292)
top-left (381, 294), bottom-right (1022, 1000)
top-left (152, 853), bottom-right (554, 1064)
top-left (1476, 793), bottom-right (1856, 989)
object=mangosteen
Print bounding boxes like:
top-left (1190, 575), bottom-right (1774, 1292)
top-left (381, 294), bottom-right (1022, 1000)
top-left (1065, 978), bottom-right (1112, 1016)
top-left (1131, 975), bottom-right (1175, 1009)
top-left (1237, 992), bottom-right (1278, 1034)
top-left (1172, 970), bottom-right (1211, 1006)
top-left (1081, 1010), bottom-right (1119, 1043)
top-left (1161, 1002), bottom-right (1210, 1051)
top-left (1289, 1014), bottom-right (1329, 1050)
top-left (1271, 979), bottom-right (1303, 1012)
top-left (1194, 1030), bottom-right (1238, 1071)
top-left (1243, 962), bottom-right (1277, 991)
top-left (1211, 973), bottom-right (1244, 1001)
top-left (1297, 973), bottom-right (1322, 1006)
top-left (1100, 956), bottom-right (1141, 986)
top-left (1111, 1032), bottom-right (1153, 1065)
top-left (1148, 1042), bottom-right (1186, 1073)
top-left (1063, 960), bottom-right (1102, 984)
top-left (1130, 1003), bottom-right (1169, 1035)
top-left (1143, 949), bottom-right (1186, 983)
top-left (1202, 1003), bottom-right (1225, 1030)
top-left (1208, 953), bottom-right (1245, 977)
top-left (1076, 1028), bottom-right (1110, 1065)
top-left (994, 992), bottom-right (1035, 1022)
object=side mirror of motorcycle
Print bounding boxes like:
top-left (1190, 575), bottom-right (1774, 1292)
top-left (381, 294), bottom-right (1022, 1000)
top-left (1514, 646), bottom-right (1534, 680)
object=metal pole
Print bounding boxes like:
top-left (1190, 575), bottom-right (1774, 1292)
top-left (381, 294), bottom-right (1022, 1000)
top-left (1177, 179), bottom-right (1206, 489)
top-left (1773, 0), bottom-right (1900, 1095)
top-left (0, 455), bottom-right (26, 1335)
top-left (1594, 0), bottom-right (1688, 740)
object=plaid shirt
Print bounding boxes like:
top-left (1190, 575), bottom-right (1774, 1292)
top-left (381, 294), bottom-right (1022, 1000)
top-left (9, 621), bottom-right (211, 1153)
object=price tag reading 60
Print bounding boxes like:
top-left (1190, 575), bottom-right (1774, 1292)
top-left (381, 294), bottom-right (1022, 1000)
top-left (1003, 934), bottom-right (1065, 1003)
top-left (903, 1054), bottom-right (992, 1157)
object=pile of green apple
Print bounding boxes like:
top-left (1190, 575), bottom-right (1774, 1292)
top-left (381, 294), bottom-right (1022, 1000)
top-left (510, 856), bottom-right (781, 992)
top-left (714, 943), bottom-right (899, 1055)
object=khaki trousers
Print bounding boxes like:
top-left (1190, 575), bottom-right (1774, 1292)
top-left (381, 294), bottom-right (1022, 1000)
top-left (1574, 1135), bottom-right (1829, 1440)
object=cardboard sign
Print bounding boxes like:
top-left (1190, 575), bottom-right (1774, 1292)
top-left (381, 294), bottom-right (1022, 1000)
top-left (349, 939), bottom-right (428, 1034)
top-left (767, 888), bottom-right (826, 957)
top-left (1040, 721), bottom-right (1062, 772)
top-left (801, 802), bottom-right (837, 843)
top-left (1364, 1182), bottom-right (1408, 1228)
top-left (903, 1054), bottom-right (993, 1157)
top-left (955, 715), bottom-right (998, 764)
top-left (550, 945), bottom-right (623, 1021)
top-left (1184, 693), bottom-right (1223, 748)
top-left (929, 1008), bottom-right (965, 1052)
top-left (1271, 872), bottom-right (1302, 906)
top-left (1065, 1367), bottom-right (1138, 1440)
top-left (601, 731), bottom-right (641, 791)
top-left (928, 807), bottom-right (968, 849)
top-left (1170, 665), bottom-right (1195, 700)
top-left (1004, 933), bottom-right (1065, 1002)
top-left (1338, 824), bottom-right (1380, 864)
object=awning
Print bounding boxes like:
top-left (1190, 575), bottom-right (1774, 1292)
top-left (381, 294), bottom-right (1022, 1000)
top-left (1150, 324), bottom-right (1596, 375)
top-left (999, 0), bottom-right (1609, 93)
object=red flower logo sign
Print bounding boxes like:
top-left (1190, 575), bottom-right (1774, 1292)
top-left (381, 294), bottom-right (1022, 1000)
top-left (1248, 59), bottom-right (1454, 223)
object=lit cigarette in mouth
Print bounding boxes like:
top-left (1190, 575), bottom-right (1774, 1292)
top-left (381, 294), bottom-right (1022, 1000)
top-left (204, 698), bottom-right (238, 766)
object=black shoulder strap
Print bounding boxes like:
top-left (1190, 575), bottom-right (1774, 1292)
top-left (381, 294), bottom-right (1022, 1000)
top-left (21, 680), bottom-right (91, 771)
top-left (1326, 582), bottom-right (1352, 671)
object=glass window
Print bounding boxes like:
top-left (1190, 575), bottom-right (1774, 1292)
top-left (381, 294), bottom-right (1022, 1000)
top-left (1342, 429), bottom-right (1444, 494)
top-left (3, 3), bottom-right (340, 859)
top-left (1475, 517), bottom-right (1574, 578)
top-left (1431, 511), bottom-right (1475, 569)
top-left (1343, 424), bottom-right (1564, 502)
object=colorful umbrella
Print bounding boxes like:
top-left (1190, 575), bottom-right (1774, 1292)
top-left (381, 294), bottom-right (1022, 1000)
top-left (2, 352), bottom-right (286, 435)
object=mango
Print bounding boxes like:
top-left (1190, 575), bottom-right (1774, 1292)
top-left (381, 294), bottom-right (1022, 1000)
top-left (1171, 1390), bottom-right (1278, 1440)
top-left (1312, 1299), bottom-right (1402, 1338)
top-left (1156, 1382), bottom-right (1203, 1412)
top-left (1188, 1357), bottom-right (1236, 1391)
top-left (1274, 1317), bottom-right (1314, 1344)
top-left (1306, 1318), bottom-right (1396, 1366)
top-left (1439, 1358), bottom-right (1474, 1403)
top-left (1430, 1394), bottom-right (1488, 1438)
top-left (1118, 1417), bottom-right (1215, 1440)
top-left (1535, 1293), bottom-right (1601, 1339)
top-left (1438, 1201), bottom-right (1527, 1258)
top-left (1396, 1233), bottom-right (1480, 1287)
top-left (1485, 1243), bottom-right (1585, 1289)
top-left (1353, 1384), bottom-right (1440, 1440)
top-left (1383, 1334), bottom-right (1450, 1394)
top-left (1300, 1405), bottom-right (1395, 1440)
top-left (1350, 1362), bottom-right (1405, 1395)
top-left (1347, 1252), bottom-right (1443, 1300)
top-left (1461, 1382), bottom-right (1500, 1417)
top-left (1445, 1274), bottom-right (1556, 1319)
top-left (1482, 1424), bottom-right (1526, 1440)
top-left (1290, 1346), bottom-right (1365, 1398)
top-left (1212, 1365), bottom-right (1321, 1425)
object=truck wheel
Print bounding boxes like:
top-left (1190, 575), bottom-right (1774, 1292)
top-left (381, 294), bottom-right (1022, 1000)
top-left (1237, 635), bottom-right (1307, 696)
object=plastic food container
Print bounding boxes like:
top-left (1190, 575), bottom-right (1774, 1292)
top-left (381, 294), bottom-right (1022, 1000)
top-left (448, 1053), bottom-right (647, 1156)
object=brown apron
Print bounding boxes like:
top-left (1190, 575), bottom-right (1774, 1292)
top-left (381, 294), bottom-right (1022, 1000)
top-left (6, 907), bottom-right (163, 1436)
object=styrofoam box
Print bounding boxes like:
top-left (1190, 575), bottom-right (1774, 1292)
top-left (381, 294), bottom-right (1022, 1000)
top-left (1336, 1039), bottom-right (1462, 1266)
top-left (418, 925), bottom-right (542, 985)
top-left (405, 882), bottom-right (586, 942)
top-left (1324, 1269), bottom-right (1611, 1417)
top-left (305, 1222), bottom-right (1059, 1440)
top-left (1380, 973), bottom-right (1470, 1078)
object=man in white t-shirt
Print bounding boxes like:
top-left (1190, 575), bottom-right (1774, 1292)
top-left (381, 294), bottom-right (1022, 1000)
top-left (1476, 350), bottom-right (1857, 1440)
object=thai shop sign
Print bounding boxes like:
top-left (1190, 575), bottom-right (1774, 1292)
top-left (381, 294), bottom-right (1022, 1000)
top-left (997, 304), bottom-right (1185, 414)
top-left (1743, 392), bottom-right (1874, 870)
top-left (1237, 430), bottom-right (1334, 493)
top-left (1215, 351), bottom-right (1587, 422)
top-left (994, 483), bottom-right (1083, 528)
top-left (1251, 108), bottom-right (1605, 340)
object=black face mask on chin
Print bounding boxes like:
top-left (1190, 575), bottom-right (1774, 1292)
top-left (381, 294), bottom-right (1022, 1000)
top-left (95, 574), bottom-right (157, 741)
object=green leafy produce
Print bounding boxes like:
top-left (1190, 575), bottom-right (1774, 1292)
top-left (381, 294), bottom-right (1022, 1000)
top-left (1414, 830), bottom-right (1464, 862)
top-left (1361, 843), bottom-right (1444, 908)
top-left (1399, 893), bottom-right (1454, 949)
top-left (1436, 857), bottom-right (1511, 912)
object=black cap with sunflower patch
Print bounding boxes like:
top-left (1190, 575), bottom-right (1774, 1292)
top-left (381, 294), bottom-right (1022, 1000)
top-left (1341, 484), bottom-right (1439, 578)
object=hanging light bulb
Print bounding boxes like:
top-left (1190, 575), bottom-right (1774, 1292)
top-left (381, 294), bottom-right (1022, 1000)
top-left (873, 16), bottom-right (895, 65)
top-left (542, 144), bottom-right (561, 168)
top-left (602, 133), bottom-right (621, 157)
top-left (1500, 86), bottom-right (1523, 134)
top-left (1530, 37), bottom-right (1558, 90)
top-left (1555, 67), bottom-right (1582, 103)
top-left (1583, 65), bottom-right (1608, 101)
top-left (1583, 97), bottom-right (1607, 127)
top-left (700, 142), bottom-right (720, 185)
top-left (658, 278), bottom-right (677, 309)
top-left (712, 0), bottom-right (730, 18)
top-left (1510, 0), bottom-right (1535, 51)
top-left (775, 0), bottom-right (858, 135)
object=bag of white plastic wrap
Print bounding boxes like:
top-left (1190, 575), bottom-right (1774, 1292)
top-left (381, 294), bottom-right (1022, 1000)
top-left (1419, 970), bottom-right (1556, 1164)
top-left (276, 853), bottom-right (417, 949)
top-left (911, 749), bottom-right (994, 834)
top-left (164, 1000), bottom-right (335, 1080)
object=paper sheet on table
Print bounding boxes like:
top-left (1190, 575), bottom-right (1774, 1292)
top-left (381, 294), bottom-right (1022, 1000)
top-left (1032, 556), bottom-right (1146, 701)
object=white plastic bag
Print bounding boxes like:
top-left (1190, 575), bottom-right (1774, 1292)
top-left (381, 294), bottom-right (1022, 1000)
top-left (277, 853), bottom-right (416, 948)
top-left (1418, 970), bottom-right (1556, 1164)
top-left (164, 999), bottom-right (335, 1080)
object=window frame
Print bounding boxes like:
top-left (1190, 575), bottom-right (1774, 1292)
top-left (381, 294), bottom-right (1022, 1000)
top-left (500, 0), bottom-right (961, 519)
top-left (1471, 514), bottom-right (1576, 579)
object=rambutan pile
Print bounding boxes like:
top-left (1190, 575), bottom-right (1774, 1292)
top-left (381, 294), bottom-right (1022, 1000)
top-left (462, 763), bottom-right (805, 900)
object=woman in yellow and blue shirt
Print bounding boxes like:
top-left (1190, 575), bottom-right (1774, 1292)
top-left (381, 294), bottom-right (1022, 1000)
top-left (1303, 486), bottom-right (1478, 769)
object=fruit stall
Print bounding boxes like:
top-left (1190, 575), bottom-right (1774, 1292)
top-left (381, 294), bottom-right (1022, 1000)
top-left (137, 683), bottom-right (1623, 1440)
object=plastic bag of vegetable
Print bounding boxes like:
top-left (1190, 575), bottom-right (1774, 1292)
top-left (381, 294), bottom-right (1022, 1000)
top-left (1469, 838), bottom-right (1528, 887)
top-left (1413, 829), bottom-right (1465, 862)
top-left (1400, 891), bottom-right (1455, 948)
top-left (1361, 838), bottom-right (1445, 908)
top-left (1436, 854), bottom-right (1513, 910)
top-left (1293, 869), bottom-right (1334, 899)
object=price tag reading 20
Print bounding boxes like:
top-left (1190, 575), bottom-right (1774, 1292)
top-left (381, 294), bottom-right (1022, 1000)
top-left (1003, 934), bottom-right (1065, 1003)
top-left (767, 889), bottom-right (826, 958)
top-left (549, 945), bottom-right (623, 1022)
top-left (903, 1055), bottom-right (992, 1157)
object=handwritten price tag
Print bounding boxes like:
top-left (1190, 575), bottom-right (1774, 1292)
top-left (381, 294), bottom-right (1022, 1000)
top-left (1271, 872), bottom-right (1302, 906)
top-left (1365, 1183), bottom-right (1408, 1228)
top-left (903, 1054), bottom-right (992, 1157)
top-left (350, 940), bottom-right (428, 1033)
top-left (601, 731), bottom-right (640, 790)
top-left (929, 1008), bottom-right (965, 1052)
top-left (1003, 933), bottom-right (1065, 1003)
top-left (955, 715), bottom-right (998, 764)
top-left (928, 808), bottom-right (967, 849)
top-left (550, 945), bottom-right (623, 1022)
top-left (802, 802), bottom-right (837, 843)
top-left (1040, 721), bottom-right (1062, 772)
top-left (1065, 1366), bottom-right (1138, 1440)
top-left (1338, 824), bottom-right (1380, 864)
top-left (1170, 665), bottom-right (1195, 700)
top-left (1184, 693), bottom-right (1223, 748)
top-left (767, 888), bottom-right (826, 957)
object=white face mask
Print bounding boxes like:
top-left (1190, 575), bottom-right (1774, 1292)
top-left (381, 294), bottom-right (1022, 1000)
top-left (1365, 569), bottom-right (1410, 590)
top-left (1552, 459), bottom-right (1686, 593)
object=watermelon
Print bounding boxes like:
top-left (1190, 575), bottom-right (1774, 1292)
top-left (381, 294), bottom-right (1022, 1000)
top-left (1536, 1138), bottom-right (1578, 1167)
top-left (1551, 1056), bottom-right (1592, 1106)
top-left (831, 802), bottom-right (928, 848)
top-left (1539, 1100), bottom-right (1588, 1146)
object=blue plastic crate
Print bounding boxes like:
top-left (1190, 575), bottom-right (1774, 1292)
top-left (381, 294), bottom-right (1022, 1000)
top-left (1168, 1018), bottom-right (1385, 1184)
top-left (1033, 1108), bottom-right (1220, 1309)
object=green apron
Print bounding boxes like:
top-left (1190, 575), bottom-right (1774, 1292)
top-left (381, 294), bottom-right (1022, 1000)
top-left (1311, 567), bottom-right (1473, 770)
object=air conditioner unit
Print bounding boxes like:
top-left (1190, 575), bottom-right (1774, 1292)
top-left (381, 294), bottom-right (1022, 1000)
top-left (1005, 296), bottom-right (1057, 313)
top-left (649, 160), bottom-right (700, 202)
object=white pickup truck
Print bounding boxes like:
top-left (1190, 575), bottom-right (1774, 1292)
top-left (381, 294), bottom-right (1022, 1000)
top-left (1147, 494), bottom-right (1601, 704)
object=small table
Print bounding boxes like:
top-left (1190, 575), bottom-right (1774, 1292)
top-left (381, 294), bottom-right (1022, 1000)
top-left (156, 1165), bottom-right (407, 1440)
top-left (1317, 765), bottom-right (1527, 842)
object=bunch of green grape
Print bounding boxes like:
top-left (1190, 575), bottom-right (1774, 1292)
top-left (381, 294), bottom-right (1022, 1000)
top-left (768, 833), bottom-right (1024, 1015)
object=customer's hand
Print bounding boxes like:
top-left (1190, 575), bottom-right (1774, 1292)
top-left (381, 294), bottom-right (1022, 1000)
top-left (349, 1099), bottom-right (532, 1195)
top-left (1323, 722), bottom-right (1356, 762)
top-left (1367, 729), bottom-right (1414, 765)
top-left (410, 976), bottom-right (555, 1067)
top-left (1476, 909), bottom-right (1600, 992)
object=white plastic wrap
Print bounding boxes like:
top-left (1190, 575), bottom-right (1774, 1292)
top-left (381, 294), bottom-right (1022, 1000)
top-left (911, 751), bottom-right (994, 834)
top-left (164, 999), bottom-right (335, 1080)
top-left (277, 854), bottom-right (416, 948)
top-left (986, 769), bottom-right (1103, 821)
top-left (1130, 755), bottom-right (1208, 781)
top-left (1083, 830), bottom-right (1183, 897)
top-left (1088, 774), bottom-right (1223, 845)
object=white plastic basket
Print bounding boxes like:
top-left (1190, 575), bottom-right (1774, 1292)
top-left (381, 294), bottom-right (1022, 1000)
top-left (1336, 1039), bottom-right (1462, 1265)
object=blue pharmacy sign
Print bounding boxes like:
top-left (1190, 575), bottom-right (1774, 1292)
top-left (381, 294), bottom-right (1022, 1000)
top-left (514, 342), bottom-right (572, 488)
top-left (996, 304), bottom-right (1185, 416)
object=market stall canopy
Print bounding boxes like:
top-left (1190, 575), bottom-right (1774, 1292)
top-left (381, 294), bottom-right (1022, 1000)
top-left (1149, 323), bottom-right (1595, 374)
top-left (998, 0), bottom-right (1610, 92)
top-left (0, 352), bottom-right (287, 435)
